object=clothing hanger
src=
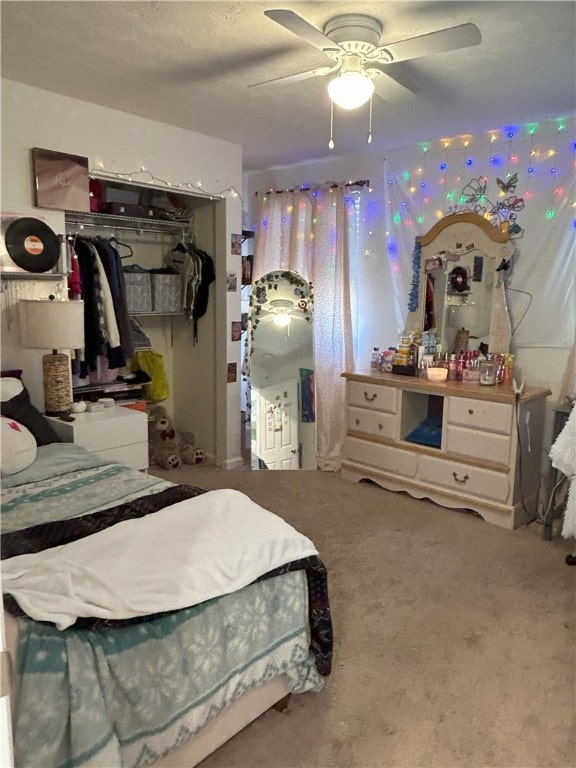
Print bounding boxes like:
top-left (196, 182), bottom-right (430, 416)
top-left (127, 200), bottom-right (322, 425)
top-left (109, 236), bottom-right (134, 259)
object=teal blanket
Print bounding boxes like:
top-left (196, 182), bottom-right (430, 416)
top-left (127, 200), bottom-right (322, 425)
top-left (3, 444), bottom-right (326, 767)
top-left (1, 444), bottom-right (173, 533)
top-left (13, 571), bottom-right (321, 768)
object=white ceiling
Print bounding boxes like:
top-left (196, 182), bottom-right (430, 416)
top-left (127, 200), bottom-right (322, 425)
top-left (1, 1), bottom-right (575, 172)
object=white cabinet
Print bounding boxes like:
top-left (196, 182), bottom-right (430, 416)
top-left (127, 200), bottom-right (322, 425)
top-left (341, 372), bottom-right (550, 529)
top-left (47, 407), bottom-right (148, 470)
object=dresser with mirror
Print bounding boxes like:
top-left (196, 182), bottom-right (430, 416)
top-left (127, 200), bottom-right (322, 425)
top-left (341, 212), bottom-right (550, 529)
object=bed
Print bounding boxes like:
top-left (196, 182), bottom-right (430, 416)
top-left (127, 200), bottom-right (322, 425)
top-left (0, 384), bottom-right (332, 768)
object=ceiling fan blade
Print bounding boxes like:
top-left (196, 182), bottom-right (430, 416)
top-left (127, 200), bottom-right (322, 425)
top-left (381, 23), bottom-right (482, 63)
top-left (248, 66), bottom-right (333, 89)
top-left (370, 70), bottom-right (417, 104)
top-left (264, 9), bottom-right (342, 52)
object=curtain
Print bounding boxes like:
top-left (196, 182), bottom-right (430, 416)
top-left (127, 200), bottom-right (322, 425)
top-left (254, 185), bottom-right (362, 471)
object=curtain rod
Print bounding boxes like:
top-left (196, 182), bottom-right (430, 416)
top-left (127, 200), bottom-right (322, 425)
top-left (255, 179), bottom-right (370, 196)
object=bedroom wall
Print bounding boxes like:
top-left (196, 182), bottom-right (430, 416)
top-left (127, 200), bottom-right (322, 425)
top-left (245, 117), bottom-right (575, 475)
top-left (0, 79), bottom-right (244, 468)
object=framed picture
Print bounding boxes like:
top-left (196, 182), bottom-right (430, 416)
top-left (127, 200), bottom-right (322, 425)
top-left (231, 321), bottom-right (242, 341)
top-left (32, 147), bottom-right (90, 212)
top-left (241, 254), bottom-right (253, 285)
top-left (226, 272), bottom-right (238, 291)
top-left (231, 233), bottom-right (242, 255)
top-left (227, 362), bottom-right (237, 383)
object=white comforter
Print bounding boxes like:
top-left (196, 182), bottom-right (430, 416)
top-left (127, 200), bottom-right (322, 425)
top-left (1, 488), bottom-right (318, 629)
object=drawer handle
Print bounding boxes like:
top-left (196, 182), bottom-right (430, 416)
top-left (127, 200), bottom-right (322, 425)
top-left (355, 418), bottom-right (360, 426)
top-left (364, 391), bottom-right (377, 402)
top-left (452, 472), bottom-right (470, 484)
top-left (468, 408), bottom-right (474, 415)
top-left (378, 423), bottom-right (383, 430)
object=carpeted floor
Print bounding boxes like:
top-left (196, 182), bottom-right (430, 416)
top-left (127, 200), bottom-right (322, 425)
top-left (149, 462), bottom-right (576, 768)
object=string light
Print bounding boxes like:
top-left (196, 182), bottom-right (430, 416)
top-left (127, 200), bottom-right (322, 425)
top-left (89, 164), bottom-right (243, 204)
top-left (383, 115), bottom-right (573, 229)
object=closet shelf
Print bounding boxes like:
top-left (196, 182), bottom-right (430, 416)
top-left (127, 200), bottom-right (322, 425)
top-left (72, 381), bottom-right (144, 396)
top-left (0, 271), bottom-right (67, 281)
top-left (130, 311), bottom-right (185, 317)
top-left (65, 211), bottom-right (193, 234)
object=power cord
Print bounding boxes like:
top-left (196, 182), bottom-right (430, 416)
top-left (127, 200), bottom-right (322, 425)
top-left (539, 473), bottom-right (569, 525)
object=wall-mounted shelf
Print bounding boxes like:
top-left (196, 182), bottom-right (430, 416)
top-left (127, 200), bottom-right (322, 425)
top-left (73, 380), bottom-right (144, 397)
top-left (130, 311), bottom-right (185, 317)
top-left (0, 271), bottom-right (67, 281)
top-left (65, 210), bottom-right (193, 235)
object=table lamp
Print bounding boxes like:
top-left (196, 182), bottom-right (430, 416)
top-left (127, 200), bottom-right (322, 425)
top-left (18, 297), bottom-right (85, 415)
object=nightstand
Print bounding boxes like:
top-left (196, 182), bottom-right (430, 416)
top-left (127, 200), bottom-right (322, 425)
top-left (47, 407), bottom-right (149, 470)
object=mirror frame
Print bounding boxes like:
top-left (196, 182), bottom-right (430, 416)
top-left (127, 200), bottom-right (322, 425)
top-left (405, 212), bottom-right (515, 353)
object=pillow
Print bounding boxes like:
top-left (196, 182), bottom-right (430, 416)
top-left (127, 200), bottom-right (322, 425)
top-left (1, 369), bottom-right (23, 380)
top-left (0, 416), bottom-right (38, 476)
top-left (0, 382), bottom-right (61, 446)
top-left (0, 376), bottom-right (24, 402)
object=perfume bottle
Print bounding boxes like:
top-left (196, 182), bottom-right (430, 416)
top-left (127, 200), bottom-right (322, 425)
top-left (479, 356), bottom-right (497, 385)
top-left (448, 354), bottom-right (458, 380)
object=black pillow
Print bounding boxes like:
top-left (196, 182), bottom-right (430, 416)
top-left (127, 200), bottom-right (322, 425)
top-left (0, 387), bottom-right (61, 446)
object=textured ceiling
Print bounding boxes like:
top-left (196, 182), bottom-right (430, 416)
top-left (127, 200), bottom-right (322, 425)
top-left (1, 1), bottom-right (575, 172)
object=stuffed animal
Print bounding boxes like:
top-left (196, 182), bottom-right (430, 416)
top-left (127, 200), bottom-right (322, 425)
top-left (148, 405), bottom-right (201, 469)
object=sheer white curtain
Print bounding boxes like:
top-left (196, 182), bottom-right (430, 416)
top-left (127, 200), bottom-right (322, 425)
top-left (253, 185), bottom-right (361, 471)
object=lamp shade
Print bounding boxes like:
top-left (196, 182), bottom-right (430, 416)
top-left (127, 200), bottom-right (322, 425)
top-left (328, 71), bottom-right (374, 110)
top-left (19, 299), bottom-right (84, 350)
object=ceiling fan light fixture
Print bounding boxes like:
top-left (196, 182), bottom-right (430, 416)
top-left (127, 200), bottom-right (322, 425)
top-left (328, 70), bottom-right (374, 110)
top-left (273, 313), bottom-right (291, 328)
top-left (269, 298), bottom-right (293, 327)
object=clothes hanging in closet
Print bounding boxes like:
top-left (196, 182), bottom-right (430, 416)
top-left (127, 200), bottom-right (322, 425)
top-left (92, 237), bottom-right (134, 359)
top-left (72, 237), bottom-right (127, 373)
top-left (192, 248), bottom-right (215, 344)
top-left (166, 240), bottom-right (214, 343)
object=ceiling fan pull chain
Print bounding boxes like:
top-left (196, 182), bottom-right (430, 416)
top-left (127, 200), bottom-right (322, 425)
top-left (328, 100), bottom-right (335, 150)
top-left (367, 97), bottom-right (373, 144)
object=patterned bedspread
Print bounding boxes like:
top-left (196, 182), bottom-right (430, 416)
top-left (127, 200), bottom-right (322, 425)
top-left (12, 571), bottom-right (320, 768)
top-left (1, 444), bottom-right (333, 768)
top-left (1, 443), bottom-right (174, 533)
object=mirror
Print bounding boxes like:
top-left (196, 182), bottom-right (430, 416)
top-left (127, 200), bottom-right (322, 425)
top-left (406, 212), bottom-right (515, 354)
top-left (249, 270), bottom-right (315, 470)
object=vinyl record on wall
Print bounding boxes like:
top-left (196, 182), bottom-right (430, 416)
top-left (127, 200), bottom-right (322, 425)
top-left (4, 217), bottom-right (60, 272)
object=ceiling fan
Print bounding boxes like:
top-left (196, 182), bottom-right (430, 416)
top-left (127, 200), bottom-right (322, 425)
top-left (251, 9), bottom-right (482, 109)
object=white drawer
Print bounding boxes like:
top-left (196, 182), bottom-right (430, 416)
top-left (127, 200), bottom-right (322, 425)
top-left (50, 407), bottom-right (148, 452)
top-left (95, 442), bottom-right (149, 471)
top-left (447, 397), bottom-right (513, 435)
top-left (345, 436), bottom-right (417, 478)
top-left (67, 409), bottom-right (147, 451)
top-left (444, 424), bottom-right (512, 465)
top-left (419, 454), bottom-right (511, 503)
top-left (348, 407), bottom-right (395, 439)
top-left (348, 381), bottom-right (397, 413)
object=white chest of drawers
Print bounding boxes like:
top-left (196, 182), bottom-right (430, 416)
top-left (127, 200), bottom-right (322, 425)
top-left (341, 371), bottom-right (550, 529)
top-left (47, 407), bottom-right (149, 470)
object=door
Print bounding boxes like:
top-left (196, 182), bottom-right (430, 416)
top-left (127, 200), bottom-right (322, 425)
top-left (257, 379), bottom-right (299, 470)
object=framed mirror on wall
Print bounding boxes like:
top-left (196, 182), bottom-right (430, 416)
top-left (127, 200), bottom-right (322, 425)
top-left (406, 212), bottom-right (515, 355)
top-left (248, 270), bottom-right (315, 470)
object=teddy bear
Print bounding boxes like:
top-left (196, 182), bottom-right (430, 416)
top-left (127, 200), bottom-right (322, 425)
top-left (148, 404), bottom-right (203, 469)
